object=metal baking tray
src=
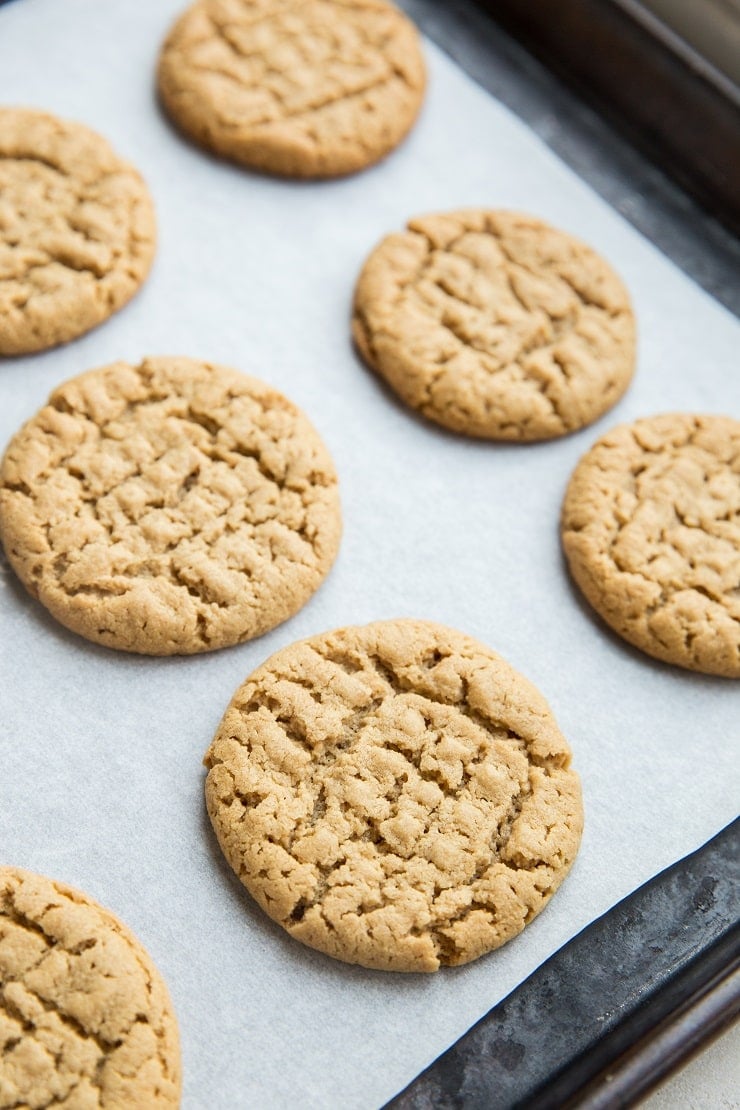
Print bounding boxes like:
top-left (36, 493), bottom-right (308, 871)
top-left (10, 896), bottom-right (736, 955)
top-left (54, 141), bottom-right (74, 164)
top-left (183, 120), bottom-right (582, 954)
top-left (1, 0), bottom-right (738, 1106)
top-left (473, 0), bottom-right (740, 236)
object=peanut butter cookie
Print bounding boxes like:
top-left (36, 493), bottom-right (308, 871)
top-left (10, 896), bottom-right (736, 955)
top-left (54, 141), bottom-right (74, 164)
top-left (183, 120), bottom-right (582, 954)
top-left (562, 413), bottom-right (740, 676)
top-left (157, 0), bottom-right (426, 178)
top-left (0, 357), bottom-right (341, 654)
top-left (0, 108), bottom-right (156, 356)
top-left (0, 867), bottom-right (180, 1109)
top-left (353, 210), bottom-right (636, 440)
top-left (204, 619), bottom-right (583, 971)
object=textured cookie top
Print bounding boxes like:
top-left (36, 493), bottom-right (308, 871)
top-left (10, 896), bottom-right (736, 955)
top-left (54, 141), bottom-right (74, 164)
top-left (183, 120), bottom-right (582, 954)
top-left (0, 868), bottom-right (180, 1109)
top-left (157, 0), bottom-right (426, 178)
top-left (353, 210), bottom-right (635, 440)
top-left (562, 414), bottom-right (740, 676)
top-left (0, 357), bottom-right (341, 654)
top-left (0, 108), bottom-right (156, 356)
top-left (205, 620), bottom-right (583, 972)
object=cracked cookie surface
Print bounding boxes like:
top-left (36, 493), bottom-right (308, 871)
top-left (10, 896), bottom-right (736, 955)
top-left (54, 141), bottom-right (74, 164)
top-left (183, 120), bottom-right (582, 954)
top-left (0, 356), bottom-right (341, 654)
top-left (352, 210), bottom-right (635, 440)
top-left (0, 867), bottom-right (180, 1109)
top-left (0, 108), bottom-right (155, 356)
top-left (562, 414), bottom-right (740, 676)
top-left (204, 619), bottom-right (583, 971)
top-left (157, 0), bottom-right (426, 178)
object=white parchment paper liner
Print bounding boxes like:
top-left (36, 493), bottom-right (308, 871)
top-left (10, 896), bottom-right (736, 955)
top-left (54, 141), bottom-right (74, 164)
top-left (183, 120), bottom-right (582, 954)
top-left (1, 3), bottom-right (738, 1106)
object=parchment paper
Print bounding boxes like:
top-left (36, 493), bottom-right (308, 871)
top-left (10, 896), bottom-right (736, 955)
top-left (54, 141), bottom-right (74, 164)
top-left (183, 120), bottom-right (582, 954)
top-left (1, 2), bottom-right (738, 1107)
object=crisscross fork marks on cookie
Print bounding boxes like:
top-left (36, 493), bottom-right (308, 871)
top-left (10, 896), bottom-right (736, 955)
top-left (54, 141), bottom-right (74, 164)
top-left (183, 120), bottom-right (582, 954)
top-left (352, 209), bottom-right (635, 440)
top-left (562, 413), bottom-right (740, 675)
top-left (157, 0), bottom-right (426, 177)
top-left (0, 108), bottom-right (155, 355)
top-left (0, 869), bottom-right (180, 1109)
top-left (0, 357), bottom-right (341, 654)
top-left (204, 620), bottom-right (583, 971)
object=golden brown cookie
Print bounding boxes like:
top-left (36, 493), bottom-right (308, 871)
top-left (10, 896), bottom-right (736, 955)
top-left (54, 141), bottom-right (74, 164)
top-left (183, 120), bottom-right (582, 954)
top-left (0, 357), bottom-right (341, 654)
top-left (157, 0), bottom-right (426, 178)
top-left (0, 867), bottom-right (180, 1109)
top-left (562, 414), bottom-right (740, 676)
top-left (353, 210), bottom-right (636, 440)
top-left (0, 108), bottom-right (156, 356)
top-left (204, 619), bottom-right (583, 972)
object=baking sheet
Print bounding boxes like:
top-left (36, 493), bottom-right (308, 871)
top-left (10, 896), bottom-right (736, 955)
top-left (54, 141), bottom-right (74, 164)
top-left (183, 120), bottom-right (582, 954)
top-left (1, 1), bottom-right (739, 1107)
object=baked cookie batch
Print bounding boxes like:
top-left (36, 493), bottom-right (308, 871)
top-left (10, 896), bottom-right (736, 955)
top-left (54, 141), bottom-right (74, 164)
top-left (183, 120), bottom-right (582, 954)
top-left (0, 0), bottom-right (737, 1103)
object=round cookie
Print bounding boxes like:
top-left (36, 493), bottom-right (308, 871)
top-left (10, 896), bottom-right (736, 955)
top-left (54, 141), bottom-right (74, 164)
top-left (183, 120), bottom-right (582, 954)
top-left (0, 867), bottom-right (180, 1108)
top-left (157, 0), bottom-right (426, 178)
top-left (0, 108), bottom-right (156, 356)
top-left (352, 210), bottom-right (636, 440)
top-left (204, 619), bottom-right (583, 972)
top-left (0, 357), bottom-right (341, 654)
top-left (562, 414), bottom-right (740, 676)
